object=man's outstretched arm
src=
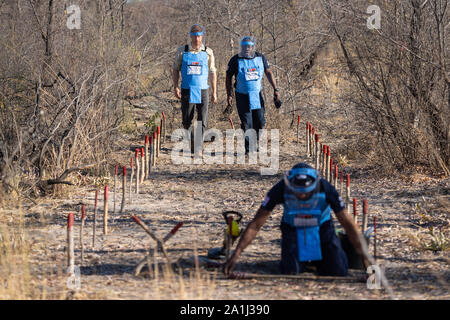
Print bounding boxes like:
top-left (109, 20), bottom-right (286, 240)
top-left (223, 208), bottom-right (272, 275)
top-left (335, 208), bottom-right (370, 268)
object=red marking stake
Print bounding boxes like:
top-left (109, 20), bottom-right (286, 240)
top-left (163, 222), bottom-right (184, 243)
top-left (346, 174), bottom-right (351, 208)
top-left (68, 212), bottom-right (74, 228)
top-left (353, 198), bottom-right (358, 224)
top-left (161, 111), bottom-right (166, 143)
top-left (153, 131), bottom-right (157, 165)
top-left (80, 204), bottom-right (86, 260)
top-left (103, 185), bottom-right (109, 235)
top-left (157, 126), bottom-right (161, 155)
top-left (67, 213), bottom-right (75, 271)
top-left (373, 216), bottom-right (377, 261)
top-left (139, 147), bottom-right (145, 184)
top-left (229, 117), bottom-right (235, 130)
top-left (93, 190), bottom-right (98, 247)
top-left (306, 122), bottom-right (310, 155)
top-left (362, 199), bottom-right (368, 233)
top-left (330, 158), bottom-right (333, 176)
top-left (114, 165), bottom-right (118, 213)
top-left (120, 166), bottom-right (127, 213)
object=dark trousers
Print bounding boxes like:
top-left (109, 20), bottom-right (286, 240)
top-left (181, 88), bottom-right (209, 134)
top-left (235, 91), bottom-right (266, 152)
top-left (280, 220), bottom-right (349, 276)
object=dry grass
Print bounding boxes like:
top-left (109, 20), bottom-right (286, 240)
top-left (0, 199), bottom-right (218, 300)
top-left (0, 205), bottom-right (44, 299)
top-left (405, 196), bottom-right (450, 253)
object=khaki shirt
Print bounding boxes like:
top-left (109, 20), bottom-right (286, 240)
top-left (172, 43), bottom-right (217, 73)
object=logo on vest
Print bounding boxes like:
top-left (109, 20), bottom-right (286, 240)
top-left (245, 68), bottom-right (259, 81)
top-left (188, 63), bottom-right (202, 75)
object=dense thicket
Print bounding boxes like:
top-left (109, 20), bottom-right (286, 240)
top-left (0, 0), bottom-right (448, 201)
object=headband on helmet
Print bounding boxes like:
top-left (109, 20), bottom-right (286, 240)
top-left (189, 24), bottom-right (205, 36)
top-left (239, 36), bottom-right (256, 58)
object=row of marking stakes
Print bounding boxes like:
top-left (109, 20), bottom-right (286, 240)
top-left (66, 112), bottom-right (378, 275)
top-left (299, 115), bottom-right (377, 259)
top-left (66, 112), bottom-right (178, 275)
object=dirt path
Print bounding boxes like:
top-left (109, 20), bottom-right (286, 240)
top-left (18, 118), bottom-right (449, 299)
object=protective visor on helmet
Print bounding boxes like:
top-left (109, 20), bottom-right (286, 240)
top-left (239, 36), bottom-right (256, 58)
top-left (189, 24), bottom-right (205, 36)
top-left (284, 167), bottom-right (318, 194)
top-left (241, 40), bottom-right (255, 46)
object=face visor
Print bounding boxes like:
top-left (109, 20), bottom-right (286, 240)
top-left (283, 167), bottom-right (318, 200)
top-left (239, 36), bottom-right (256, 58)
top-left (189, 24), bottom-right (205, 46)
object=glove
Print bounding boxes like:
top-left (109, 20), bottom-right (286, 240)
top-left (223, 102), bottom-right (233, 115)
top-left (274, 96), bottom-right (282, 109)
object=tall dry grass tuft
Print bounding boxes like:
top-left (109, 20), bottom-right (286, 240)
top-left (139, 231), bottom-right (217, 300)
top-left (141, 254), bottom-right (217, 300)
top-left (0, 204), bottom-right (72, 300)
top-left (0, 205), bottom-right (40, 299)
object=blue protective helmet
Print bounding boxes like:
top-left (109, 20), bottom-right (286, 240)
top-left (240, 36), bottom-right (255, 47)
top-left (284, 163), bottom-right (318, 197)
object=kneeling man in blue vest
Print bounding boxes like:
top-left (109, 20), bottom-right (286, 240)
top-left (224, 163), bottom-right (370, 276)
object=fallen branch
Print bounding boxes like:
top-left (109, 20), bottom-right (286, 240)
top-left (41, 160), bottom-right (106, 187)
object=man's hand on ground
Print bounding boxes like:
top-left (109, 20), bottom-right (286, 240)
top-left (223, 252), bottom-right (239, 276)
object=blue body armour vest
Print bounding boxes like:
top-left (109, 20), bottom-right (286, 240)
top-left (236, 56), bottom-right (264, 110)
top-left (181, 46), bottom-right (209, 104)
top-left (282, 191), bottom-right (332, 262)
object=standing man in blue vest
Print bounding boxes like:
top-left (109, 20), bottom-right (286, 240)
top-left (223, 163), bottom-right (370, 276)
top-left (173, 24), bottom-right (217, 152)
top-left (226, 36), bottom-right (280, 153)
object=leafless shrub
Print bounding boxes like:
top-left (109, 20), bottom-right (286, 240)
top-left (322, 0), bottom-right (449, 175)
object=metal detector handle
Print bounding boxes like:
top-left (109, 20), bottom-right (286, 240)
top-left (222, 211), bottom-right (243, 223)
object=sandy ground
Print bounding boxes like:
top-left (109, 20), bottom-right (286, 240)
top-left (16, 114), bottom-right (449, 299)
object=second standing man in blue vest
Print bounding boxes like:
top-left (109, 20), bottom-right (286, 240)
top-left (173, 25), bottom-right (217, 153)
top-left (226, 36), bottom-right (280, 153)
